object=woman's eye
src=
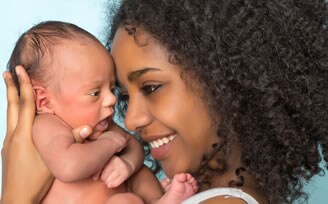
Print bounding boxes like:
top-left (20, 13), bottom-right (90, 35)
top-left (120, 93), bottom-right (129, 102)
top-left (89, 90), bottom-right (100, 97)
top-left (141, 84), bottom-right (161, 95)
top-left (118, 89), bottom-right (129, 102)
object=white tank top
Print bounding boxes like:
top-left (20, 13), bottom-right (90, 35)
top-left (182, 188), bottom-right (259, 204)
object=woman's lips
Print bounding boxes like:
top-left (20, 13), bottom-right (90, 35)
top-left (149, 134), bottom-right (176, 160)
top-left (150, 142), bottom-right (171, 160)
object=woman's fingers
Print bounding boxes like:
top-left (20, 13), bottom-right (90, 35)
top-left (2, 66), bottom-right (54, 203)
top-left (15, 66), bottom-right (35, 141)
top-left (3, 71), bottom-right (19, 147)
top-left (72, 125), bottom-right (93, 143)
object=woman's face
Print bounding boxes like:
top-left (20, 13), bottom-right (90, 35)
top-left (111, 27), bottom-right (219, 178)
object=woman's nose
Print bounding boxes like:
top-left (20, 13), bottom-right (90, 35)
top-left (124, 95), bottom-right (152, 132)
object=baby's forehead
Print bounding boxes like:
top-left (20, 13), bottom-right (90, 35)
top-left (50, 38), bottom-right (114, 76)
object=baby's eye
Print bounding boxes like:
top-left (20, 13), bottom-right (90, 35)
top-left (89, 90), bottom-right (100, 97)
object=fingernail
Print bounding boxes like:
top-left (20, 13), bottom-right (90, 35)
top-left (80, 127), bottom-right (90, 138)
top-left (15, 67), bottom-right (21, 76)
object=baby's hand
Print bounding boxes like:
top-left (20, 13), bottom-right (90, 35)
top-left (98, 131), bottom-right (127, 153)
top-left (99, 155), bottom-right (133, 188)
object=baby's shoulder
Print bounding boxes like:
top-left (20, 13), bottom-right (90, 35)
top-left (33, 114), bottom-right (71, 138)
top-left (34, 114), bottom-right (68, 127)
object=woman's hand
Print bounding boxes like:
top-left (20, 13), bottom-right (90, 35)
top-left (1, 66), bottom-right (53, 204)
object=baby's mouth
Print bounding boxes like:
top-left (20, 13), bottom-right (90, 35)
top-left (95, 118), bottom-right (109, 133)
top-left (87, 118), bottom-right (110, 141)
top-left (94, 108), bottom-right (114, 134)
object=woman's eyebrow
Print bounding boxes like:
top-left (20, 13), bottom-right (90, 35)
top-left (127, 67), bottom-right (161, 82)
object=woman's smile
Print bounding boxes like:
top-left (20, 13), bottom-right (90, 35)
top-left (148, 134), bottom-right (176, 148)
top-left (111, 26), bottom-right (219, 178)
top-left (149, 134), bottom-right (177, 160)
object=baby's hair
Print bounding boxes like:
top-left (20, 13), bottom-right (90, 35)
top-left (7, 20), bottom-right (100, 94)
top-left (108, 0), bottom-right (328, 203)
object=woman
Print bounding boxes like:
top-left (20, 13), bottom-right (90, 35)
top-left (2, 0), bottom-right (328, 203)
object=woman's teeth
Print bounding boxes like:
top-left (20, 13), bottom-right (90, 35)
top-left (149, 135), bottom-right (176, 148)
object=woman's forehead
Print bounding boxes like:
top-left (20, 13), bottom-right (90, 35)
top-left (111, 27), bottom-right (172, 72)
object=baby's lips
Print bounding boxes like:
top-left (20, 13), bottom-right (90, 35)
top-left (86, 119), bottom-right (110, 141)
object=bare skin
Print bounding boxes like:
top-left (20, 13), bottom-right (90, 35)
top-left (2, 66), bottom-right (198, 204)
top-left (1, 66), bottom-right (53, 203)
top-left (1, 30), bottom-right (268, 203)
top-left (111, 26), bottom-right (268, 204)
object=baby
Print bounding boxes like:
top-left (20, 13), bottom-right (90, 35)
top-left (8, 21), bottom-right (197, 204)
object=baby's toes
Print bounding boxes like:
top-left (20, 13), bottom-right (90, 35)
top-left (174, 173), bottom-right (189, 183)
top-left (185, 174), bottom-right (198, 193)
top-left (161, 178), bottom-right (172, 192)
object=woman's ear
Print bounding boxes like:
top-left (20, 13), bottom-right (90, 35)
top-left (33, 86), bottom-right (54, 114)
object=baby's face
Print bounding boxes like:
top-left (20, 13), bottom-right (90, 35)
top-left (49, 39), bottom-right (116, 134)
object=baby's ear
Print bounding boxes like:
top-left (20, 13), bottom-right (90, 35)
top-left (33, 86), bottom-right (54, 114)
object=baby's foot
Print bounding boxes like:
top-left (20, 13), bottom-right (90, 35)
top-left (157, 173), bottom-right (198, 204)
top-left (160, 177), bottom-right (171, 192)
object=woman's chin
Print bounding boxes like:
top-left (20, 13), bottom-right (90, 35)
top-left (161, 164), bottom-right (180, 179)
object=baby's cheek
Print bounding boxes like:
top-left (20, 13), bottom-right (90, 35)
top-left (75, 103), bottom-right (100, 123)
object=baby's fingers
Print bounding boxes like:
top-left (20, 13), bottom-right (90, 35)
top-left (105, 171), bottom-right (125, 188)
top-left (100, 164), bottom-right (115, 182)
top-left (92, 170), bottom-right (102, 180)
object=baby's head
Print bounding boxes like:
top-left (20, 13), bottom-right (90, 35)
top-left (8, 21), bottom-right (116, 132)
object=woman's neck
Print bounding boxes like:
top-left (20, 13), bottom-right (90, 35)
top-left (210, 141), bottom-right (246, 187)
top-left (209, 141), bottom-right (268, 203)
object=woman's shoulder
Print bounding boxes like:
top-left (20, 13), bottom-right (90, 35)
top-left (182, 187), bottom-right (267, 204)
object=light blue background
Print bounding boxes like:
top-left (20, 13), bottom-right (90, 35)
top-left (0, 1), bottom-right (327, 203)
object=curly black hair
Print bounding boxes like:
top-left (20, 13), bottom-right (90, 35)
top-left (106, 0), bottom-right (328, 203)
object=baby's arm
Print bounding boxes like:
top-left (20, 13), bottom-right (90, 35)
top-left (98, 123), bottom-right (144, 187)
top-left (32, 114), bottom-right (127, 183)
top-left (129, 166), bottom-right (165, 203)
top-left (113, 124), bottom-right (144, 174)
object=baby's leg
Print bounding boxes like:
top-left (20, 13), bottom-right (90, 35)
top-left (106, 192), bottom-right (144, 204)
top-left (157, 173), bottom-right (197, 204)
